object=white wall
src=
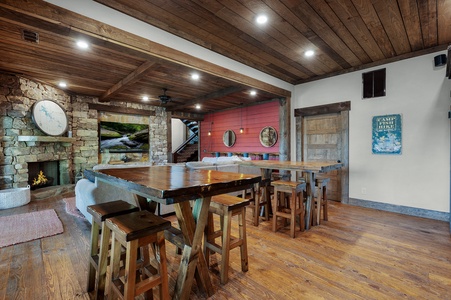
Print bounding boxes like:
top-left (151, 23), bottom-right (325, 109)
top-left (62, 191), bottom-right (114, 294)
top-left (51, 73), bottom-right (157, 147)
top-left (171, 119), bottom-right (186, 150)
top-left (293, 51), bottom-right (451, 213)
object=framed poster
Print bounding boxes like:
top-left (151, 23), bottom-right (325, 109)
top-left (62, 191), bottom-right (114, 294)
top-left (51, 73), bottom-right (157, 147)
top-left (372, 114), bottom-right (402, 155)
top-left (99, 121), bottom-right (149, 153)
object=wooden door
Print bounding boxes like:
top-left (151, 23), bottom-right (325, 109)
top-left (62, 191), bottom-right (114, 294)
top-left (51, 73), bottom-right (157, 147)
top-left (302, 114), bottom-right (342, 201)
top-left (295, 102), bottom-right (349, 203)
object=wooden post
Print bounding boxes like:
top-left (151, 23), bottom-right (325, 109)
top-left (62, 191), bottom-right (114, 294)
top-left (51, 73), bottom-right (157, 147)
top-left (279, 97), bottom-right (290, 179)
top-left (166, 110), bottom-right (173, 163)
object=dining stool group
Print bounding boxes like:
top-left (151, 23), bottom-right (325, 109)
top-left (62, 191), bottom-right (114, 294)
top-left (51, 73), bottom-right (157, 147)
top-left (87, 200), bottom-right (171, 299)
top-left (85, 176), bottom-right (329, 299)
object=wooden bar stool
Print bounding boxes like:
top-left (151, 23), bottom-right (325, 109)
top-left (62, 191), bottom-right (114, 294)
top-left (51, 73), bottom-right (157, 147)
top-left (86, 200), bottom-right (139, 299)
top-left (314, 176), bottom-right (330, 225)
top-left (243, 180), bottom-right (271, 226)
top-left (204, 194), bottom-right (251, 284)
top-left (106, 210), bottom-right (171, 300)
top-left (271, 180), bottom-right (307, 238)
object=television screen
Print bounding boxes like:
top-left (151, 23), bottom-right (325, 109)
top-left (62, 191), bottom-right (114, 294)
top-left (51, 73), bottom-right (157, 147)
top-left (99, 121), bottom-right (149, 153)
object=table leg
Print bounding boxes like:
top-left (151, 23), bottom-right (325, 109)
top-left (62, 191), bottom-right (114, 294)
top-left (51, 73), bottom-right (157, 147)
top-left (303, 172), bottom-right (315, 230)
top-left (173, 197), bottom-right (214, 300)
top-left (261, 168), bottom-right (272, 220)
top-left (315, 181), bottom-right (322, 226)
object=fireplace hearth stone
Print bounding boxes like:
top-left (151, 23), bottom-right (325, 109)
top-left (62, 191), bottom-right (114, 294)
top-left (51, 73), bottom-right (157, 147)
top-left (31, 184), bottom-right (75, 200)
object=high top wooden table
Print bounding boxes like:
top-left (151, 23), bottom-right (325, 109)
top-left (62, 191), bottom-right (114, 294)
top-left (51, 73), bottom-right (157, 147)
top-left (236, 160), bottom-right (342, 230)
top-left (85, 165), bottom-right (261, 300)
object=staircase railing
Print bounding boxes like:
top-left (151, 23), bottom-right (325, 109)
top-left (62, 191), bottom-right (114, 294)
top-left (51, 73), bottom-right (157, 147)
top-left (172, 120), bottom-right (199, 163)
top-left (173, 133), bottom-right (198, 154)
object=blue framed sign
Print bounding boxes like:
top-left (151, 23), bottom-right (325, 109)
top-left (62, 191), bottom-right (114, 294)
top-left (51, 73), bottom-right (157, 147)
top-left (372, 114), bottom-right (402, 155)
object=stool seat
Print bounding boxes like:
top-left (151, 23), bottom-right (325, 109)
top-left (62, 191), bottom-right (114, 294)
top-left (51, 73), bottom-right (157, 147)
top-left (272, 180), bottom-right (305, 190)
top-left (87, 200), bottom-right (139, 223)
top-left (106, 210), bottom-right (171, 300)
top-left (205, 194), bottom-right (251, 284)
top-left (211, 194), bottom-right (251, 211)
top-left (86, 200), bottom-right (139, 298)
top-left (271, 180), bottom-right (307, 238)
top-left (106, 210), bottom-right (171, 241)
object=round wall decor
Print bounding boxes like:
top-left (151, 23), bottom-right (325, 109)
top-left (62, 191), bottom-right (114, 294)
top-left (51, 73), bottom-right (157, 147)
top-left (31, 100), bottom-right (68, 136)
top-left (259, 126), bottom-right (278, 147)
top-left (223, 130), bottom-right (236, 147)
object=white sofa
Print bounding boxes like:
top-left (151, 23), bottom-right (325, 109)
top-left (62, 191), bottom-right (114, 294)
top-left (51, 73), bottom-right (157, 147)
top-left (75, 162), bottom-right (176, 223)
top-left (185, 156), bottom-right (261, 196)
top-left (185, 155), bottom-right (254, 173)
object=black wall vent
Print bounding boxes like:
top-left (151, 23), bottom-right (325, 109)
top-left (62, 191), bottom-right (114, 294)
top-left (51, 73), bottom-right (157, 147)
top-left (21, 29), bottom-right (39, 43)
top-left (362, 68), bottom-right (386, 99)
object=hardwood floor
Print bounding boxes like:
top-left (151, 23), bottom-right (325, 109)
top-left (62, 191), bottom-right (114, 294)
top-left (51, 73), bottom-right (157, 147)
top-left (1, 193), bottom-right (450, 299)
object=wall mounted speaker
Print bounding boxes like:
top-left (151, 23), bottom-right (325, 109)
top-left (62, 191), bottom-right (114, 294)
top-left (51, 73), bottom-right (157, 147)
top-left (434, 54), bottom-right (447, 67)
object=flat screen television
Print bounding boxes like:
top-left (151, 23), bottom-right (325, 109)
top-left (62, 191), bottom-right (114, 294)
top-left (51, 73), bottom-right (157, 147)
top-left (99, 121), bottom-right (149, 153)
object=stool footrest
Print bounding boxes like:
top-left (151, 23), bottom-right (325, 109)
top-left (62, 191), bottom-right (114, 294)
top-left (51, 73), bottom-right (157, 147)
top-left (164, 226), bottom-right (185, 250)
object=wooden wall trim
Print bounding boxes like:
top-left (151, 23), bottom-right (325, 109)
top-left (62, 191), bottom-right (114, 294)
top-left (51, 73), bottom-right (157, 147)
top-left (294, 101), bottom-right (351, 117)
top-left (88, 103), bottom-right (156, 116)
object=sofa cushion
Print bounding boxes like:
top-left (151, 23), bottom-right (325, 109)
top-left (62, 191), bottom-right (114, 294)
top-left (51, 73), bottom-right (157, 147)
top-left (216, 164), bottom-right (239, 173)
top-left (186, 161), bottom-right (216, 169)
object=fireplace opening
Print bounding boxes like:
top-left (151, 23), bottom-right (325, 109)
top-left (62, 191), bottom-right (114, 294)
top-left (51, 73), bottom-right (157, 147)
top-left (28, 161), bottom-right (60, 189)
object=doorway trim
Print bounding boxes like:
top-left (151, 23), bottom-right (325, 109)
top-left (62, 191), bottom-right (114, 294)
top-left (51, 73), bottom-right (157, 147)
top-left (294, 101), bottom-right (350, 203)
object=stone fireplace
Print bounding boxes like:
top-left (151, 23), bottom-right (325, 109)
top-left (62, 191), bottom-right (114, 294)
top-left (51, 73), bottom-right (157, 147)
top-left (0, 72), bottom-right (169, 190)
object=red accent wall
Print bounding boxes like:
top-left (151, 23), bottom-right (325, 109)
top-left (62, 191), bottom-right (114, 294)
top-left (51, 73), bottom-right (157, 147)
top-left (200, 101), bottom-right (279, 159)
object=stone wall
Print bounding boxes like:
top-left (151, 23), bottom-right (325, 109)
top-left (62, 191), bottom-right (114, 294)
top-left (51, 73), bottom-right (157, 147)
top-left (0, 73), bottom-right (73, 189)
top-left (0, 72), bottom-right (169, 189)
top-left (72, 96), bottom-right (168, 172)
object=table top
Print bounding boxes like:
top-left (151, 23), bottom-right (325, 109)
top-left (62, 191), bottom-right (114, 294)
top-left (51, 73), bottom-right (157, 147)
top-left (236, 160), bottom-right (343, 173)
top-left (85, 165), bottom-right (261, 205)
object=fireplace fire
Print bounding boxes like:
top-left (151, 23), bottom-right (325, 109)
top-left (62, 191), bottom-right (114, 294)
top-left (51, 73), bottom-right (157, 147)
top-left (28, 161), bottom-right (59, 190)
top-left (31, 170), bottom-right (54, 190)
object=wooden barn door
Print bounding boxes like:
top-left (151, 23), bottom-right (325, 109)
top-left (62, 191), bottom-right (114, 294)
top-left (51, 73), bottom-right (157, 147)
top-left (295, 102), bottom-right (350, 202)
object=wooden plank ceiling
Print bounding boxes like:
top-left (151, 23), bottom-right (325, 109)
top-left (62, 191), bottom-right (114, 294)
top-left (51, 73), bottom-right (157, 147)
top-left (1, 0), bottom-right (451, 116)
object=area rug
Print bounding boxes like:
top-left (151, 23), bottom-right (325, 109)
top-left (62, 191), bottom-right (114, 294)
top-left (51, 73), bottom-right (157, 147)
top-left (63, 197), bottom-right (85, 219)
top-left (0, 209), bottom-right (63, 248)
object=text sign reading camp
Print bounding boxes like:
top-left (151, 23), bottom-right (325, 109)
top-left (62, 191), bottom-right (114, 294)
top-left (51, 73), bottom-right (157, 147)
top-left (372, 114), bottom-right (402, 155)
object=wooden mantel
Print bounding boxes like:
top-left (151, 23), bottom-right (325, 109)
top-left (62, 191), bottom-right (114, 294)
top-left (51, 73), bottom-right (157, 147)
top-left (18, 136), bottom-right (74, 146)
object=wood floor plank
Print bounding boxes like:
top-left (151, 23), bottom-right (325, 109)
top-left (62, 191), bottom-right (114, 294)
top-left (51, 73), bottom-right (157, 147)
top-left (0, 193), bottom-right (450, 299)
top-left (0, 244), bottom-right (12, 299)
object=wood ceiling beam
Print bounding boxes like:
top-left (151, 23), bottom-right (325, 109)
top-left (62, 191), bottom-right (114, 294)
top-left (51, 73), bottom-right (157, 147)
top-left (168, 85), bottom-right (245, 110)
top-left (88, 103), bottom-right (156, 116)
top-left (0, 0), bottom-right (291, 98)
top-left (170, 111), bottom-right (204, 121)
top-left (100, 61), bottom-right (156, 102)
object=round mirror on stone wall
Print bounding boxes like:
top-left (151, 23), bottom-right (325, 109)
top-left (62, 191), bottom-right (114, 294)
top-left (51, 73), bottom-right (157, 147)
top-left (259, 126), bottom-right (278, 147)
top-left (223, 130), bottom-right (236, 147)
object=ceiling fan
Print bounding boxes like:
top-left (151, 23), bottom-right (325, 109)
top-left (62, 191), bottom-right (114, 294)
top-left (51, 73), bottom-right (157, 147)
top-left (158, 88), bottom-right (172, 104)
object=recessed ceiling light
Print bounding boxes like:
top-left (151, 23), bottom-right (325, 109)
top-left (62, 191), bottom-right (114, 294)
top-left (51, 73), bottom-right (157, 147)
top-left (58, 82), bottom-right (67, 88)
top-left (195, 104), bottom-right (201, 109)
top-left (256, 15), bottom-right (268, 24)
top-left (250, 90), bottom-right (257, 96)
top-left (76, 40), bottom-right (89, 49)
top-left (305, 50), bottom-right (315, 57)
top-left (142, 96), bottom-right (149, 101)
top-left (191, 73), bottom-right (200, 80)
